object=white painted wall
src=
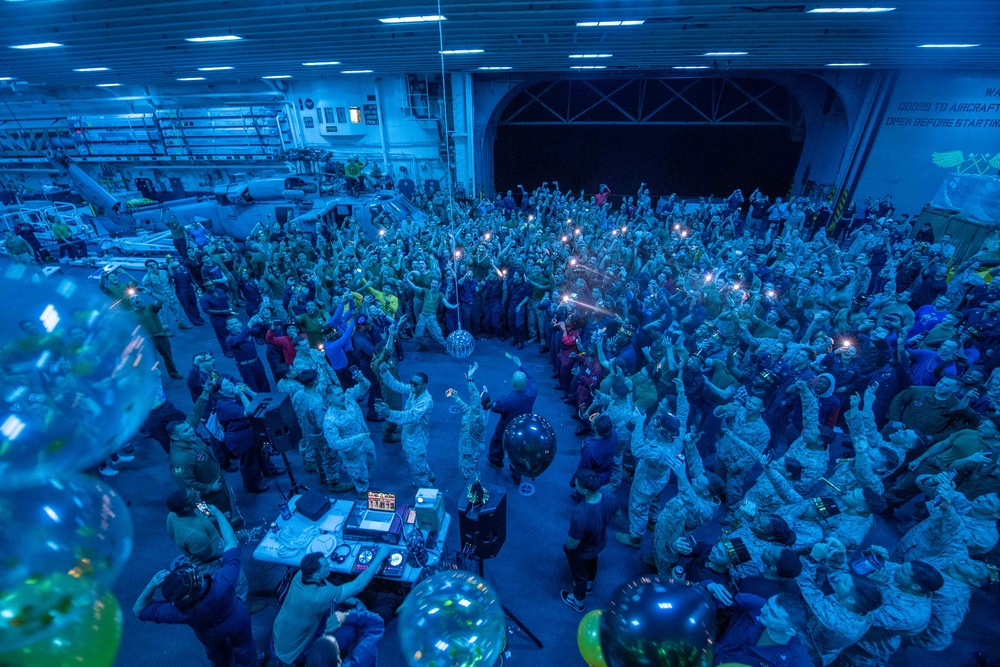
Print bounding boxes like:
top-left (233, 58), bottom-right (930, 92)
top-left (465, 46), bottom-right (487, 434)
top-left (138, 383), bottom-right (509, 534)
top-left (854, 71), bottom-right (1000, 216)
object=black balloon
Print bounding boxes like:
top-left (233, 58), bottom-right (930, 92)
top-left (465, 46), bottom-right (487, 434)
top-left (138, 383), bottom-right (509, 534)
top-left (502, 413), bottom-right (557, 479)
top-left (600, 576), bottom-right (715, 667)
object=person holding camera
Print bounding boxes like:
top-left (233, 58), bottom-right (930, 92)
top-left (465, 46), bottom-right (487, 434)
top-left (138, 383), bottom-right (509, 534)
top-left (215, 377), bottom-right (280, 493)
top-left (135, 504), bottom-right (259, 667)
top-left (132, 506), bottom-right (259, 667)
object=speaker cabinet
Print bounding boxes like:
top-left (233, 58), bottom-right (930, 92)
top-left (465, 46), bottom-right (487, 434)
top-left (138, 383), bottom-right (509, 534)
top-left (458, 484), bottom-right (507, 560)
top-left (248, 393), bottom-right (302, 454)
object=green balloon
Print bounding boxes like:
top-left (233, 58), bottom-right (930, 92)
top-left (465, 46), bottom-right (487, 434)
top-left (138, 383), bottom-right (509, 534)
top-left (0, 592), bottom-right (122, 667)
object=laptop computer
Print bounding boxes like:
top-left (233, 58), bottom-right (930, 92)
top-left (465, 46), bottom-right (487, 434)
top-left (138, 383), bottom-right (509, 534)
top-left (358, 492), bottom-right (396, 532)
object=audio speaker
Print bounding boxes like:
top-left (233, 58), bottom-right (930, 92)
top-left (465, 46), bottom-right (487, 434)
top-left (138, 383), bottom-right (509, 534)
top-left (248, 393), bottom-right (302, 454)
top-left (458, 484), bottom-right (507, 560)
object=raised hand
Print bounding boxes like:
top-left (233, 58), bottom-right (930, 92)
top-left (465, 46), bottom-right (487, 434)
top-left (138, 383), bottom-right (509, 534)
top-left (706, 583), bottom-right (733, 606)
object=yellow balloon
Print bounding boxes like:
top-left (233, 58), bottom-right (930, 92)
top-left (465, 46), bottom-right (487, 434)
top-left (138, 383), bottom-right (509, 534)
top-left (577, 609), bottom-right (608, 667)
top-left (0, 592), bottom-right (122, 667)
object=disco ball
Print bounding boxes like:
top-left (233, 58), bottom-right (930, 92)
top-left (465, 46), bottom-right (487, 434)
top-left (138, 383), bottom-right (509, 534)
top-left (446, 329), bottom-right (475, 359)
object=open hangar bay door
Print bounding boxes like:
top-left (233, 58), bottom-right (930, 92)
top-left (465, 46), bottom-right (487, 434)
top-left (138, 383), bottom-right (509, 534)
top-left (490, 76), bottom-right (806, 200)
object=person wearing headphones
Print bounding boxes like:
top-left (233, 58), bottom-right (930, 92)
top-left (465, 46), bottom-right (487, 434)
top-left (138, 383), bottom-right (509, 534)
top-left (133, 505), bottom-right (258, 667)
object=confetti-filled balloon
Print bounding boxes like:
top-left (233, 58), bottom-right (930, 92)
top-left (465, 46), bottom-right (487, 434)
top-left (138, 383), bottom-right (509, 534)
top-left (446, 329), bottom-right (476, 359)
top-left (600, 576), bottom-right (715, 667)
top-left (0, 591), bottom-right (123, 667)
top-left (0, 267), bottom-right (158, 487)
top-left (503, 413), bottom-right (557, 479)
top-left (0, 476), bottom-right (133, 651)
top-left (397, 571), bottom-right (505, 667)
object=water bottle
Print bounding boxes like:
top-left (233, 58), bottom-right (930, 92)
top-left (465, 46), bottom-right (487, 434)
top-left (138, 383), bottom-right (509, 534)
top-left (672, 566), bottom-right (687, 582)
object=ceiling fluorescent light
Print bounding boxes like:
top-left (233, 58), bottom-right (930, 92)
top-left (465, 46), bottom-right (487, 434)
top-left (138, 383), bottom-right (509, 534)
top-left (0, 77), bottom-right (12, 81)
top-left (9, 42), bottom-right (63, 49)
top-left (185, 35), bottom-right (242, 43)
top-left (918, 43), bottom-right (979, 48)
top-left (571, 66), bottom-right (606, 70)
top-left (303, 61), bottom-right (341, 66)
top-left (673, 65), bottom-right (709, 70)
top-left (807, 7), bottom-right (895, 13)
top-left (177, 77), bottom-right (206, 81)
top-left (826, 62), bottom-right (870, 66)
top-left (379, 15), bottom-right (446, 24)
top-left (74, 67), bottom-right (110, 72)
top-left (198, 66), bottom-right (234, 71)
top-left (262, 75), bottom-right (291, 79)
top-left (704, 51), bottom-right (747, 56)
top-left (440, 49), bottom-right (484, 55)
top-left (478, 66), bottom-right (512, 70)
top-left (341, 70), bottom-right (373, 74)
top-left (569, 54), bottom-right (612, 59)
top-left (96, 83), bottom-right (121, 87)
top-left (576, 20), bottom-right (644, 27)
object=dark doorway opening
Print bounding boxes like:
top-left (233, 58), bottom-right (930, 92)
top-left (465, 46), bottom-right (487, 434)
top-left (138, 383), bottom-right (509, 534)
top-left (494, 124), bottom-right (802, 202)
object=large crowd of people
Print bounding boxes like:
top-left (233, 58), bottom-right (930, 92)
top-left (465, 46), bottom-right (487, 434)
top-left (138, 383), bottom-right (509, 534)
top-left (10, 177), bottom-right (999, 667)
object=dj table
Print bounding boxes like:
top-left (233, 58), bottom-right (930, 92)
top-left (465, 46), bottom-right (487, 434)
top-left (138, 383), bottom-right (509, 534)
top-left (252, 496), bottom-right (451, 585)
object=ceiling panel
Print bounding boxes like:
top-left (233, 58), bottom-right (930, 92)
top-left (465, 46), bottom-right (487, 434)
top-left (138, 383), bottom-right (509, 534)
top-left (0, 0), bottom-right (996, 88)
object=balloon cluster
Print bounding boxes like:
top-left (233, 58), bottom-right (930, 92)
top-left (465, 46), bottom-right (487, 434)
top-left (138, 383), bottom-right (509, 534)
top-left (577, 576), bottom-right (716, 667)
top-left (0, 268), bottom-right (157, 667)
top-left (397, 570), bottom-right (506, 667)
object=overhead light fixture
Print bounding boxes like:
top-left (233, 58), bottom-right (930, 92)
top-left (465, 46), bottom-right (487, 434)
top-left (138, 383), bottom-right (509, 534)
top-left (571, 66), bottom-right (606, 70)
top-left (341, 69), bottom-right (373, 74)
top-left (704, 51), bottom-right (748, 56)
top-left (439, 49), bottom-right (484, 55)
top-left (918, 43), bottom-right (979, 48)
top-left (478, 66), bottom-right (512, 70)
top-left (96, 83), bottom-right (121, 87)
top-left (576, 20), bottom-right (645, 27)
top-left (569, 54), bottom-right (612, 59)
top-left (262, 75), bottom-right (291, 79)
top-left (379, 15), bottom-right (446, 24)
top-left (826, 62), bottom-right (870, 66)
top-left (0, 76), bottom-right (12, 81)
top-left (74, 67), bottom-right (110, 72)
top-left (185, 35), bottom-right (242, 43)
top-left (177, 77), bottom-right (206, 81)
top-left (673, 65), bottom-right (709, 70)
top-left (807, 7), bottom-right (895, 12)
top-left (9, 42), bottom-right (63, 49)
top-left (302, 61), bottom-right (341, 66)
top-left (198, 66), bottom-right (234, 71)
